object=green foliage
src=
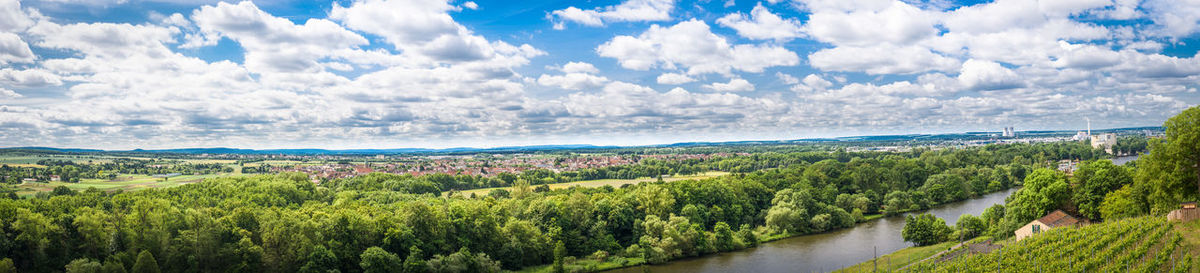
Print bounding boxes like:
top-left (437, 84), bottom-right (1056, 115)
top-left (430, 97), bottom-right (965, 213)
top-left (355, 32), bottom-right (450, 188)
top-left (0, 258), bottom-right (14, 273)
top-left (902, 213), bottom-right (952, 246)
top-left (360, 247), bottom-right (402, 273)
top-left (299, 245), bottom-right (340, 273)
top-left (954, 214), bottom-right (986, 240)
top-left (1071, 160), bottom-right (1133, 220)
top-left (66, 258), bottom-right (102, 273)
top-left (1099, 185), bottom-right (1146, 220)
top-left (131, 250), bottom-right (159, 273)
top-left (100, 261), bottom-right (126, 273)
top-left (998, 168), bottom-right (1070, 237)
top-left (0, 142), bottom-right (1077, 273)
top-left (552, 241), bottom-right (566, 273)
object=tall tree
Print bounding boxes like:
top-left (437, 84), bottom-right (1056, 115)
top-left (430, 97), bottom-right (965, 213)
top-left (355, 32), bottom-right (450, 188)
top-left (131, 250), bottom-right (160, 273)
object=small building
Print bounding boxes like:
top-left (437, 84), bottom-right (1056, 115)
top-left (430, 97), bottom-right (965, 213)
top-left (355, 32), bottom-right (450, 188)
top-left (1015, 210), bottom-right (1083, 241)
top-left (49, 175), bottom-right (61, 182)
top-left (1168, 202), bottom-right (1199, 222)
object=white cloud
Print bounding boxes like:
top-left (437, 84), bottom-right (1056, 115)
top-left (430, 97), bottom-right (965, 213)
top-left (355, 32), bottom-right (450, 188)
top-left (537, 73), bottom-right (609, 90)
top-left (551, 0), bottom-right (674, 29)
top-left (803, 0), bottom-right (939, 46)
top-left (809, 44), bottom-right (960, 74)
top-left (0, 0), bottom-right (33, 32)
top-left (657, 72), bottom-right (695, 85)
top-left (776, 72), bottom-right (800, 84)
top-left (192, 1), bottom-right (368, 73)
top-left (703, 78), bottom-right (755, 92)
top-left (1143, 0), bottom-right (1200, 38)
top-left (0, 87), bottom-right (20, 98)
top-left (716, 3), bottom-right (804, 42)
top-left (329, 0), bottom-right (528, 64)
top-left (0, 32), bottom-right (34, 64)
top-left (0, 68), bottom-right (63, 87)
top-left (462, 1), bottom-right (478, 10)
top-left (561, 61), bottom-right (600, 74)
top-left (597, 19), bottom-right (799, 75)
top-left (957, 59), bottom-right (1024, 90)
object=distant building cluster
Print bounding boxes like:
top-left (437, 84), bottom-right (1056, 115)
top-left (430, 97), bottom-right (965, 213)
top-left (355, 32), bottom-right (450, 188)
top-left (266, 153), bottom-right (721, 180)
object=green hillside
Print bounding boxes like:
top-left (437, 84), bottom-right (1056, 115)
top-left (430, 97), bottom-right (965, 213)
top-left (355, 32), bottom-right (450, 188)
top-left (901, 217), bottom-right (1199, 273)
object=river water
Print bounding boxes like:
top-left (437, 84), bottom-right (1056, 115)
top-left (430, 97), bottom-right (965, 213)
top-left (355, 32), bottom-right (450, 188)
top-left (607, 187), bottom-right (1020, 273)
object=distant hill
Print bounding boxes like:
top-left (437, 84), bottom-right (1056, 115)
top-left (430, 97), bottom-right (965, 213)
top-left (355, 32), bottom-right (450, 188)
top-left (1, 126), bottom-right (1163, 156)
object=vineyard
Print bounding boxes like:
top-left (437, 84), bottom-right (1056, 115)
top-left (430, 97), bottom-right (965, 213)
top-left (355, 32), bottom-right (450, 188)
top-left (900, 217), bottom-right (1199, 273)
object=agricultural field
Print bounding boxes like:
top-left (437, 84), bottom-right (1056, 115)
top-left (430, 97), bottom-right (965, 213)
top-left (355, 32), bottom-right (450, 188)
top-left (6, 173), bottom-right (239, 197)
top-left (445, 171), bottom-right (729, 198)
top-left (901, 217), bottom-right (1200, 273)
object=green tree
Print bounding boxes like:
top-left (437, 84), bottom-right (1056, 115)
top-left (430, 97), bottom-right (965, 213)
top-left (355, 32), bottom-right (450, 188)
top-left (299, 245), bottom-right (340, 273)
top-left (0, 258), bottom-right (15, 273)
top-left (1071, 160), bottom-right (1133, 220)
top-left (66, 258), bottom-right (102, 273)
top-left (360, 247), bottom-right (402, 273)
top-left (1099, 185), bottom-right (1146, 220)
top-left (552, 240), bottom-right (566, 273)
top-left (132, 250), bottom-right (160, 273)
top-left (402, 246), bottom-right (428, 273)
top-left (1003, 169), bottom-right (1070, 230)
top-left (1132, 106), bottom-right (1200, 213)
top-left (100, 261), bottom-right (126, 273)
top-left (902, 213), bottom-right (952, 246)
top-left (955, 214), bottom-right (986, 240)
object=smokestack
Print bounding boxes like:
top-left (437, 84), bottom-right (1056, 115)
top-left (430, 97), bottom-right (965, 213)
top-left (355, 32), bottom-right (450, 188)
top-left (1086, 117), bottom-right (1091, 136)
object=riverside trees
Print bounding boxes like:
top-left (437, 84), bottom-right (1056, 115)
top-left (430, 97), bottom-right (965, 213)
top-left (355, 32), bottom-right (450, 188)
top-left (0, 141), bottom-right (1102, 272)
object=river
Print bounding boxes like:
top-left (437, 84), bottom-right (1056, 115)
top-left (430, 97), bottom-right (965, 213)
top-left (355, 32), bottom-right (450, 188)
top-left (607, 187), bottom-right (1020, 273)
top-left (1111, 155), bottom-right (1140, 166)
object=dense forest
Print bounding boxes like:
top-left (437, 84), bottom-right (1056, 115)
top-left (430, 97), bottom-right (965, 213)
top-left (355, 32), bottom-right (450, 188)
top-left (0, 135), bottom-right (1125, 273)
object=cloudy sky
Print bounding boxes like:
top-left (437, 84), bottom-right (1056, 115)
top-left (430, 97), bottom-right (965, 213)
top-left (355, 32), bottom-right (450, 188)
top-left (0, 0), bottom-right (1197, 149)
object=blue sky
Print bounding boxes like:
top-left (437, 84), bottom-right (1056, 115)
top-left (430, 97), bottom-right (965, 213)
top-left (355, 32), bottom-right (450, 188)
top-left (0, 0), bottom-right (1198, 149)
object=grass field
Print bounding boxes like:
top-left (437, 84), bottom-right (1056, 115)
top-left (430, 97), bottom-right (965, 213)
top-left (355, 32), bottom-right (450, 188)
top-left (7, 173), bottom-right (238, 197)
top-left (833, 241), bottom-right (959, 273)
top-left (446, 171), bottom-right (730, 198)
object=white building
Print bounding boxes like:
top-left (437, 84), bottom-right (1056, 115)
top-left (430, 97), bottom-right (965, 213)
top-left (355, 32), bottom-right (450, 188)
top-left (1001, 127), bottom-right (1015, 137)
top-left (1091, 133), bottom-right (1117, 154)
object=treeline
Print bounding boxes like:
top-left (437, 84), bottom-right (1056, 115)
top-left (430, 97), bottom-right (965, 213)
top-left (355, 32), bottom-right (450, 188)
top-left (0, 159), bottom-right (232, 184)
top-left (900, 106), bottom-right (1198, 249)
top-left (0, 139), bottom-right (1111, 273)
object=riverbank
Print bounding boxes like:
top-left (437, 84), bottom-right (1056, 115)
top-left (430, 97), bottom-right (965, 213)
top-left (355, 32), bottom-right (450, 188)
top-left (513, 188), bottom-right (1018, 273)
top-left (831, 241), bottom-right (958, 273)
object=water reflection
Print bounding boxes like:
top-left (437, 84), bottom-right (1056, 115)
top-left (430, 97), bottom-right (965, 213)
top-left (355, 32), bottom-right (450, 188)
top-left (607, 188), bottom-right (1019, 273)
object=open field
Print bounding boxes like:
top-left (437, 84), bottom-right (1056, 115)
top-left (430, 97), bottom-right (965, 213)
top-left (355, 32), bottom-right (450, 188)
top-left (8, 173), bottom-right (239, 197)
top-left (834, 241), bottom-right (959, 273)
top-left (445, 171), bottom-right (729, 198)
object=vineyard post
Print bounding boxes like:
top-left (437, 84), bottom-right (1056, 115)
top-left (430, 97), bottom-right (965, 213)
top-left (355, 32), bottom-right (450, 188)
top-left (873, 245), bottom-right (877, 273)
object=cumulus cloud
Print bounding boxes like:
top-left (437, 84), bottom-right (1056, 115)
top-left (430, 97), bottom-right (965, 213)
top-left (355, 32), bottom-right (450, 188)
top-left (192, 1), bottom-right (368, 73)
top-left (550, 0), bottom-right (674, 29)
top-left (703, 78), bottom-right (755, 92)
top-left (0, 87), bottom-right (20, 98)
top-left (657, 72), bottom-right (696, 85)
top-left (957, 59), bottom-right (1024, 90)
top-left (0, 0), bottom-right (1196, 148)
top-left (716, 3), bottom-right (804, 42)
top-left (597, 19), bottom-right (799, 75)
top-left (538, 73), bottom-right (609, 90)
